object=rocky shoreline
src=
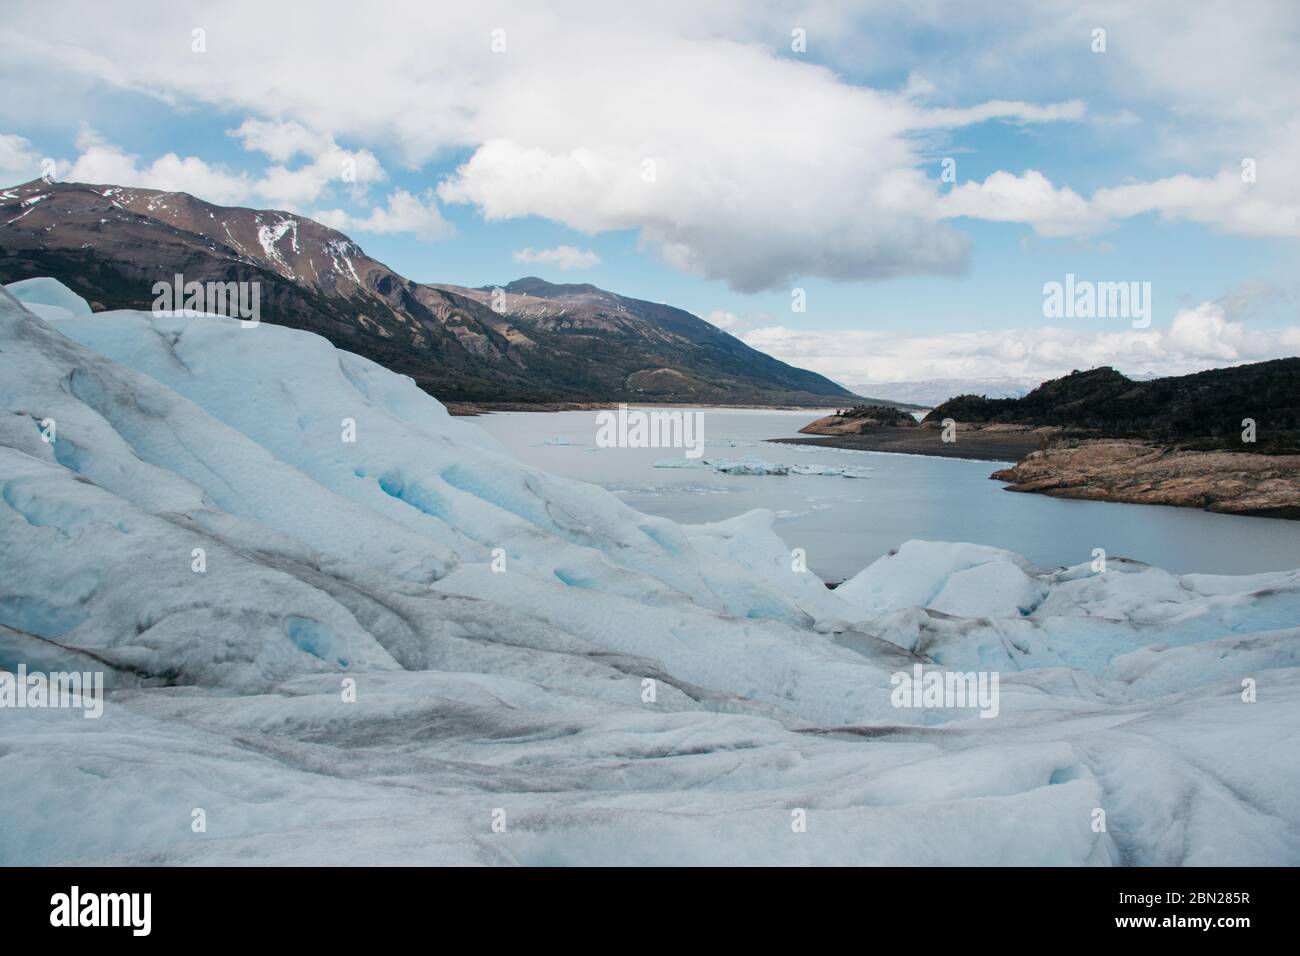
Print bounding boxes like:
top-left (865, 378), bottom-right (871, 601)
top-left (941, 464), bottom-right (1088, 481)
top-left (991, 440), bottom-right (1300, 519)
top-left (771, 428), bottom-right (1047, 463)
top-left (777, 413), bottom-right (1050, 463)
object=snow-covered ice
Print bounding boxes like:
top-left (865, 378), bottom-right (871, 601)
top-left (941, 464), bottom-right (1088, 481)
top-left (1, 280), bottom-right (1297, 866)
top-left (5, 275), bottom-right (93, 320)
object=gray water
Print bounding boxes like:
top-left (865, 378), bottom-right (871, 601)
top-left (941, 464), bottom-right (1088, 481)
top-left (474, 406), bottom-right (1300, 582)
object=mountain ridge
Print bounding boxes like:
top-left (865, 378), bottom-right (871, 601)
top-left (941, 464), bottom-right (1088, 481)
top-left (0, 178), bottom-right (861, 406)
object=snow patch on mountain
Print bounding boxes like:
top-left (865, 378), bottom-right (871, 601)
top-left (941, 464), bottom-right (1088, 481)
top-left (256, 217), bottom-right (300, 278)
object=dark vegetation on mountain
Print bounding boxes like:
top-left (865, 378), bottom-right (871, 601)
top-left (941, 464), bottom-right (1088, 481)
top-left (0, 179), bottom-right (858, 406)
top-left (925, 363), bottom-right (1300, 453)
top-left (830, 404), bottom-right (918, 426)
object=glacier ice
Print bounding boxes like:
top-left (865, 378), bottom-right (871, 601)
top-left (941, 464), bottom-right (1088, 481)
top-left (5, 275), bottom-right (93, 320)
top-left (1, 280), bottom-right (1298, 866)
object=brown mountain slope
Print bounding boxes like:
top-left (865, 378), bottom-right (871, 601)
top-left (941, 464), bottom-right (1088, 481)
top-left (0, 179), bottom-right (858, 406)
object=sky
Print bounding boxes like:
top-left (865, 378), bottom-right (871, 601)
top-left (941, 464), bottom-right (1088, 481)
top-left (1, 0), bottom-right (1298, 387)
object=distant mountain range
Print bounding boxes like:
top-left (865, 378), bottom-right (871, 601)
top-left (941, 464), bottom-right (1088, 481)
top-left (848, 377), bottom-right (1042, 408)
top-left (0, 179), bottom-right (857, 406)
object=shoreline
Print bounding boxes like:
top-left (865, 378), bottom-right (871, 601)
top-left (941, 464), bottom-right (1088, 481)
top-left (992, 440), bottom-right (1300, 520)
top-left (772, 428), bottom-right (1300, 520)
top-left (447, 400), bottom-right (850, 417)
top-left (767, 427), bottom-right (1043, 463)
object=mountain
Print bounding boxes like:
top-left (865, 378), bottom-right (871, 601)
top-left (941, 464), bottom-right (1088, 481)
top-left (848, 377), bottom-right (1041, 408)
top-left (432, 275), bottom-right (859, 404)
top-left (0, 178), bottom-right (853, 406)
top-left (926, 363), bottom-right (1300, 452)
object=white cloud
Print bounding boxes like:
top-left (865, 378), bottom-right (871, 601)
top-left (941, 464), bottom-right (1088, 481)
top-left (0, 133), bottom-right (43, 184)
top-left (54, 127), bottom-right (418, 238)
top-left (3, 2), bottom-right (1299, 284)
top-left (917, 99), bottom-right (1087, 129)
top-left (741, 302), bottom-right (1300, 384)
top-left (512, 245), bottom-right (600, 270)
top-left (703, 309), bottom-right (773, 334)
top-left (64, 124), bottom-right (389, 212)
top-left (431, 58), bottom-right (1082, 291)
top-left (0, 122), bottom-right (447, 245)
top-left (314, 189), bottom-right (453, 241)
top-left (936, 170), bottom-right (1099, 236)
top-left (936, 150), bottom-right (1300, 239)
top-left (228, 118), bottom-right (386, 207)
top-left (229, 118), bottom-right (333, 163)
top-left (0, 2), bottom-right (1089, 292)
top-left (704, 310), bottom-right (743, 330)
top-left (66, 137), bottom-right (255, 206)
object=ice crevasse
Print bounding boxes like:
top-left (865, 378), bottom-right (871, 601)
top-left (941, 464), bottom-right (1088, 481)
top-left (1, 279), bottom-right (1298, 866)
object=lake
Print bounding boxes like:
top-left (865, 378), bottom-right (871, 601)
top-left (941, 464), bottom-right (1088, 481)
top-left (473, 406), bottom-right (1300, 582)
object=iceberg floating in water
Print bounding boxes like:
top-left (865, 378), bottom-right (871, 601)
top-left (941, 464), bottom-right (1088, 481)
top-left (654, 456), bottom-right (871, 478)
top-left (716, 456), bottom-right (789, 475)
top-left (790, 462), bottom-right (872, 478)
top-left (1, 279), bottom-right (1298, 866)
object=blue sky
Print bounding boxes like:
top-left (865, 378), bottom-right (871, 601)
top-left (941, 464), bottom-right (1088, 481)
top-left (2, 0), bottom-right (1298, 385)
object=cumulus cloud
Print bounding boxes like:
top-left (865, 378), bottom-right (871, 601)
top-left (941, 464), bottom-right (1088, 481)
top-left (3, 1), bottom-right (1299, 285)
top-left (65, 129), bottom-right (255, 206)
top-left (703, 309), bottom-right (772, 333)
top-left (58, 125), bottom-right (386, 212)
top-left (314, 189), bottom-right (453, 241)
top-left (512, 245), bottom-right (600, 270)
top-left (704, 310), bottom-right (743, 331)
top-left (228, 118), bottom-right (386, 207)
top-left (229, 118), bottom-right (334, 164)
top-left (0, 132), bottom-right (44, 184)
top-left (936, 170), bottom-right (1099, 236)
top-left (430, 55), bottom-right (1064, 291)
top-left (0, 1), bottom-right (1088, 292)
top-left (740, 303), bottom-right (1300, 384)
top-left (936, 151), bottom-right (1300, 239)
top-left (13, 123), bottom-right (455, 246)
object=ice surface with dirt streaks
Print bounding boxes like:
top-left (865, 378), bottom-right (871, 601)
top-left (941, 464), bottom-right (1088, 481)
top-left (1, 280), bottom-right (1297, 866)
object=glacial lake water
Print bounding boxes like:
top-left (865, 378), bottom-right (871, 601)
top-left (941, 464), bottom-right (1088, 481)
top-left (474, 406), bottom-right (1300, 582)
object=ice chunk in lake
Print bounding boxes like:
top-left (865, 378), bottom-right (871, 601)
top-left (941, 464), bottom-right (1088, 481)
top-left (715, 457), bottom-right (789, 475)
top-left (790, 463), bottom-right (873, 478)
top-left (654, 456), bottom-right (869, 478)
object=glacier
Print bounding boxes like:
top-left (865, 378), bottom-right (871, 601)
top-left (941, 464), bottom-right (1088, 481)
top-left (1, 280), bottom-right (1297, 866)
